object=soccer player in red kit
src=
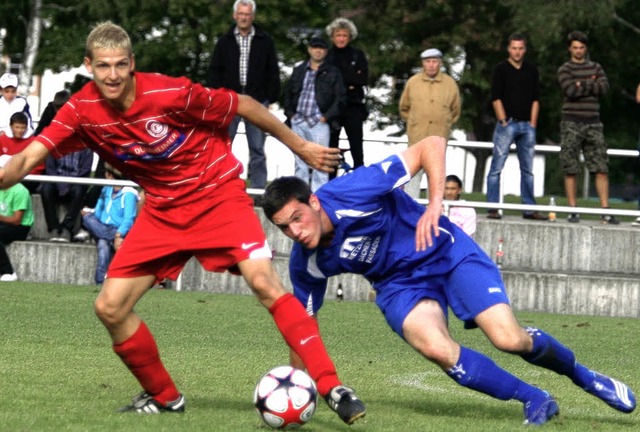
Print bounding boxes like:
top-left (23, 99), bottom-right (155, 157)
top-left (0, 21), bottom-right (365, 424)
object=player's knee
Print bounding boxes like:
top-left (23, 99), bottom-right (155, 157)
top-left (489, 329), bottom-right (531, 353)
top-left (93, 295), bottom-right (125, 327)
top-left (419, 345), bottom-right (453, 367)
top-left (247, 269), bottom-right (283, 303)
top-left (409, 335), bottom-right (458, 368)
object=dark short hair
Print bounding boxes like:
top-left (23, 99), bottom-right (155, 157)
top-left (445, 174), bottom-right (463, 188)
top-left (567, 30), bottom-right (588, 46)
top-left (53, 90), bottom-right (70, 110)
top-left (263, 176), bottom-right (312, 221)
top-left (104, 162), bottom-right (125, 180)
top-left (508, 33), bottom-right (527, 45)
top-left (9, 111), bottom-right (28, 126)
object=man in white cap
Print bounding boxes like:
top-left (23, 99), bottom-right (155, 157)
top-left (0, 73), bottom-right (34, 138)
top-left (399, 48), bottom-right (460, 198)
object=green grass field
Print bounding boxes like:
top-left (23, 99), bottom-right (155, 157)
top-left (1, 283), bottom-right (638, 431)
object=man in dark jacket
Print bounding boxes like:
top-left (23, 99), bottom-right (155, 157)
top-left (284, 36), bottom-right (345, 192)
top-left (206, 0), bottom-right (280, 190)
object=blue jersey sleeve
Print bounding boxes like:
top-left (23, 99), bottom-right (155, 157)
top-left (289, 245), bottom-right (329, 316)
top-left (318, 154), bottom-right (411, 207)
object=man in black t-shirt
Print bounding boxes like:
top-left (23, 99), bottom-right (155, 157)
top-left (486, 33), bottom-right (547, 221)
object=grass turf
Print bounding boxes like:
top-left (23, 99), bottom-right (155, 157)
top-left (1, 282), bottom-right (638, 431)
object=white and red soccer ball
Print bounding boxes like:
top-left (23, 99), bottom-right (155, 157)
top-left (254, 366), bottom-right (318, 429)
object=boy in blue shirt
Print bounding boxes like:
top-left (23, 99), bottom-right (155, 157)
top-left (263, 135), bottom-right (636, 426)
top-left (81, 163), bottom-right (139, 284)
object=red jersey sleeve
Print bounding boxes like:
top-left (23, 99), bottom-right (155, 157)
top-left (35, 97), bottom-right (93, 159)
top-left (168, 77), bottom-right (238, 130)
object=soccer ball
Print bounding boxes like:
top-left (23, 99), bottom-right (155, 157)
top-left (254, 366), bottom-right (318, 429)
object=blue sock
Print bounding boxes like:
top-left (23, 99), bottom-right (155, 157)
top-left (448, 346), bottom-right (543, 402)
top-left (521, 326), bottom-right (594, 387)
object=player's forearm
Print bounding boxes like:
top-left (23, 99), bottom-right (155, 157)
top-left (0, 141), bottom-right (49, 190)
top-left (0, 153), bottom-right (31, 189)
top-left (237, 94), bottom-right (306, 152)
top-left (424, 139), bottom-right (446, 206)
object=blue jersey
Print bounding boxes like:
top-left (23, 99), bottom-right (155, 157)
top-left (289, 154), bottom-right (508, 336)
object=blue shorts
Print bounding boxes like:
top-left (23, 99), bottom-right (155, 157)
top-left (374, 237), bottom-right (509, 338)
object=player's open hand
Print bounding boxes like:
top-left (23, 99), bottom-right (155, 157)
top-left (299, 141), bottom-right (340, 173)
top-left (415, 200), bottom-right (442, 251)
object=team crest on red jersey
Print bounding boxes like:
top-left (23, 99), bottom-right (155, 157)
top-left (146, 120), bottom-right (169, 138)
top-left (114, 121), bottom-right (186, 161)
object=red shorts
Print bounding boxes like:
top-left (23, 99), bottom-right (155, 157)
top-left (107, 178), bottom-right (271, 282)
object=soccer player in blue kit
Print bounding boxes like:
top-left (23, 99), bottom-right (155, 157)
top-left (262, 135), bottom-right (636, 425)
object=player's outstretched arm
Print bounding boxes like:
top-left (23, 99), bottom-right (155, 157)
top-left (402, 136), bottom-right (446, 251)
top-left (0, 140), bottom-right (50, 190)
top-left (236, 95), bottom-right (340, 173)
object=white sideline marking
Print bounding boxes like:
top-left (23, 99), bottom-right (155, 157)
top-left (389, 372), bottom-right (487, 401)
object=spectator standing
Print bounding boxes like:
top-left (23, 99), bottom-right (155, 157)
top-left (444, 174), bottom-right (476, 237)
top-left (399, 48), bottom-right (460, 198)
top-left (0, 155), bottom-right (33, 281)
top-left (82, 163), bottom-right (139, 285)
top-left (0, 73), bottom-right (34, 138)
top-left (41, 148), bottom-right (93, 242)
top-left (206, 0), bottom-right (280, 190)
top-left (284, 36), bottom-right (346, 191)
top-left (325, 18), bottom-right (369, 176)
top-left (34, 90), bottom-right (71, 136)
top-left (0, 112), bottom-right (45, 194)
top-left (486, 34), bottom-right (547, 221)
top-left (558, 31), bottom-right (619, 224)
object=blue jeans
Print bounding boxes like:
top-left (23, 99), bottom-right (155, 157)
top-left (486, 121), bottom-right (537, 213)
top-left (292, 120), bottom-right (330, 192)
top-left (228, 103), bottom-right (268, 189)
top-left (82, 213), bottom-right (117, 284)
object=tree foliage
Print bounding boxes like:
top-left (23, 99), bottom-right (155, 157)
top-left (2, 0), bottom-right (639, 192)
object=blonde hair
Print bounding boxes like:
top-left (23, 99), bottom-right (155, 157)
top-left (85, 21), bottom-right (132, 59)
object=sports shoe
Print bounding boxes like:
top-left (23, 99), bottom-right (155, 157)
top-left (583, 372), bottom-right (636, 413)
top-left (324, 385), bottom-right (366, 425)
top-left (567, 213), bottom-right (580, 223)
top-left (50, 228), bottom-right (71, 242)
top-left (72, 229), bottom-right (90, 243)
top-left (523, 212), bottom-right (548, 221)
top-left (116, 392), bottom-right (185, 414)
top-left (601, 214), bottom-right (620, 225)
top-left (487, 210), bottom-right (502, 220)
top-left (632, 217), bottom-right (640, 227)
top-left (0, 272), bottom-right (18, 281)
top-left (523, 391), bottom-right (559, 425)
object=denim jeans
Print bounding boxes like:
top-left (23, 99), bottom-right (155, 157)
top-left (292, 120), bottom-right (330, 192)
top-left (228, 104), bottom-right (267, 189)
top-left (486, 120), bottom-right (537, 212)
top-left (82, 213), bottom-right (117, 284)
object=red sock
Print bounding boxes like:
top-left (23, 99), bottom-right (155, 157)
top-left (269, 293), bottom-right (341, 396)
top-left (113, 321), bottom-right (180, 405)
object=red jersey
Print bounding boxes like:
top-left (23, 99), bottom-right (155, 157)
top-left (37, 72), bottom-right (241, 212)
top-left (0, 134), bottom-right (45, 174)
